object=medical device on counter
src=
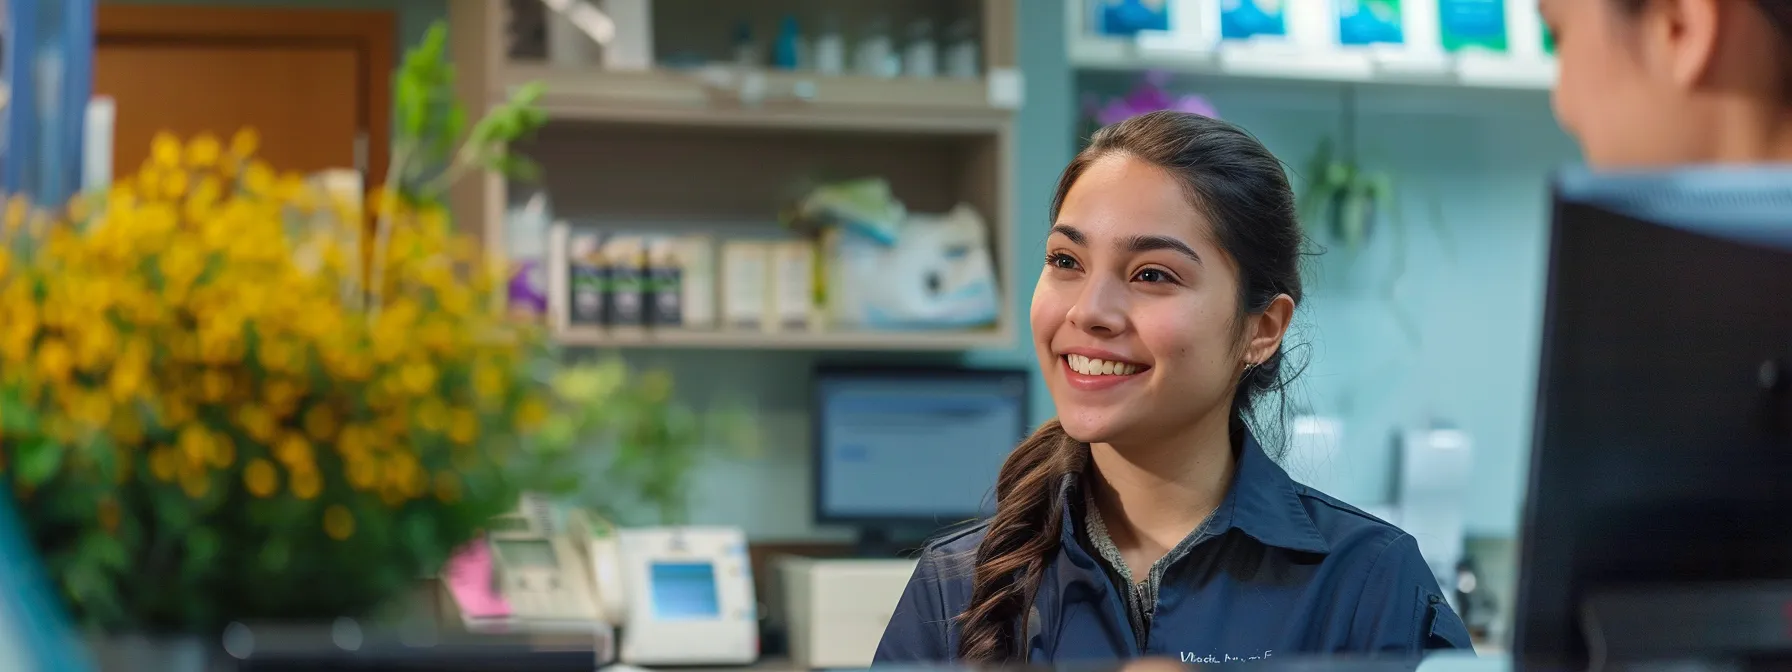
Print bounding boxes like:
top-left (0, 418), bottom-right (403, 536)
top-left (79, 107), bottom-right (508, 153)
top-left (603, 522), bottom-right (759, 666)
top-left (442, 496), bottom-right (759, 667)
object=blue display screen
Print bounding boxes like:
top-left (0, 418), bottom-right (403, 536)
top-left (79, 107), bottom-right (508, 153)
top-left (649, 562), bottom-right (721, 620)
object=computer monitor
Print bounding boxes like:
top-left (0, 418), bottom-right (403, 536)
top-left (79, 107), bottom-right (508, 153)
top-left (1515, 167), bottom-right (1792, 669)
top-left (812, 366), bottom-right (1031, 552)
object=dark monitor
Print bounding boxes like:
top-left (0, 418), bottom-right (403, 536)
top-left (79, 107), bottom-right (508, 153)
top-left (812, 366), bottom-right (1031, 551)
top-left (0, 487), bottom-right (90, 672)
top-left (1516, 167), bottom-right (1792, 669)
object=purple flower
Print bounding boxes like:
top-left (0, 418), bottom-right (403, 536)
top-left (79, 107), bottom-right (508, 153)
top-left (508, 260), bottom-right (548, 315)
top-left (1086, 70), bottom-right (1220, 127)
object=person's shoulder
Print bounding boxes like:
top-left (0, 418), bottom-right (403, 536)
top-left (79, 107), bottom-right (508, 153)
top-left (1291, 484), bottom-right (1412, 557)
top-left (922, 519), bottom-right (990, 552)
top-left (914, 520), bottom-right (988, 577)
top-left (1293, 486), bottom-right (1472, 651)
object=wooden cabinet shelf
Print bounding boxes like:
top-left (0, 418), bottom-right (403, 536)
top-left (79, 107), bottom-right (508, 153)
top-left (501, 64), bottom-right (1014, 133)
top-left (448, 0), bottom-right (1019, 354)
top-left (553, 326), bottom-right (1012, 351)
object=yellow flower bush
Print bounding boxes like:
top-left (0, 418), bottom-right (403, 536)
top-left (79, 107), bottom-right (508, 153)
top-left (0, 23), bottom-right (563, 632)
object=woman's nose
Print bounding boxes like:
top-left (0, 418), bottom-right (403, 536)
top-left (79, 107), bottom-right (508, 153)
top-left (1065, 275), bottom-right (1127, 336)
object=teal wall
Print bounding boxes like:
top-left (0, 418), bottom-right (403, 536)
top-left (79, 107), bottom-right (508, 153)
top-left (1072, 74), bottom-right (1580, 537)
top-left (963, 0), bottom-right (1075, 426)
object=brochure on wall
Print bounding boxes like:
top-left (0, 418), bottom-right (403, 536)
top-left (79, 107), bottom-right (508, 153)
top-left (1337, 0), bottom-right (1403, 46)
top-left (1134, 0), bottom-right (1223, 54)
top-left (1093, 0), bottom-right (1172, 36)
top-left (1220, 0), bottom-right (1288, 40)
top-left (1437, 0), bottom-right (1508, 52)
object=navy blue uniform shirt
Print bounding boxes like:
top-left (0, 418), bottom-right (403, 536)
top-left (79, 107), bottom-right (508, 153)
top-left (873, 433), bottom-right (1474, 664)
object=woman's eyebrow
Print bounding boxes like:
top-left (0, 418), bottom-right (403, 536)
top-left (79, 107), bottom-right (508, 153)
top-left (1050, 225), bottom-right (1202, 265)
top-left (1124, 234), bottom-right (1202, 265)
top-left (1049, 224), bottom-right (1085, 245)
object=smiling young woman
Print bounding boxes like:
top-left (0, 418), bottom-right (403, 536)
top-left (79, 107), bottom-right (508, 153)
top-left (1544, 0), bottom-right (1792, 166)
top-left (872, 111), bottom-right (1473, 664)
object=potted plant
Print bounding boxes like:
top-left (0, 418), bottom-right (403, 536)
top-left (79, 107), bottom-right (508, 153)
top-left (1296, 90), bottom-right (1454, 346)
top-left (534, 357), bottom-right (753, 527)
top-left (0, 21), bottom-right (572, 668)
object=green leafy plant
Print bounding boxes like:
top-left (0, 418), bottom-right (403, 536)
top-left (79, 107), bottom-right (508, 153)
top-left (393, 24), bottom-right (547, 197)
top-left (534, 358), bottom-right (755, 526)
top-left (373, 22), bottom-right (547, 315)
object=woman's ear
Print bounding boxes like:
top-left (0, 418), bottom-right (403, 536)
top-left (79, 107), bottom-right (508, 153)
top-left (1656, 0), bottom-right (1723, 89)
top-left (1245, 294), bottom-right (1295, 366)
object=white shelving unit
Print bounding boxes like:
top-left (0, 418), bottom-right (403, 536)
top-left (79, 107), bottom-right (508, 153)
top-left (1066, 2), bottom-right (1558, 91)
top-left (447, 0), bottom-right (1020, 352)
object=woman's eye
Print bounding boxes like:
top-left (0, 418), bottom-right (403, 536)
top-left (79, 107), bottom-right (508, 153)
top-left (1046, 253), bottom-right (1079, 270)
top-left (1135, 268), bottom-right (1171, 283)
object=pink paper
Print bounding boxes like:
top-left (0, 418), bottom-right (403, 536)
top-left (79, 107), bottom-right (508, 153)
top-left (443, 538), bottom-right (512, 619)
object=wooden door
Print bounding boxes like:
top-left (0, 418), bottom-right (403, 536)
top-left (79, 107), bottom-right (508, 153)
top-left (93, 5), bottom-right (394, 182)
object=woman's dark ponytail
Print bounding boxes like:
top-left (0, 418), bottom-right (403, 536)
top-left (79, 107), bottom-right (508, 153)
top-left (955, 420), bottom-right (1085, 663)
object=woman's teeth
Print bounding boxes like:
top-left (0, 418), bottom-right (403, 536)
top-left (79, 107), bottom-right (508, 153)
top-left (1066, 354), bottom-right (1142, 376)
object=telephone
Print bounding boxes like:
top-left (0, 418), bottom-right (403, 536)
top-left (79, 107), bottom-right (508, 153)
top-left (443, 495), bottom-right (759, 666)
top-left (485, 501), bottom-right (602, 623)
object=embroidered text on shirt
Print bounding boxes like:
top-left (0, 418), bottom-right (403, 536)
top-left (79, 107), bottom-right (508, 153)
top-left (1179, 650), bottom-right (1274, 663)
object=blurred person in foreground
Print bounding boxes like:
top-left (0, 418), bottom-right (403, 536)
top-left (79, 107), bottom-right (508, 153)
top-left (872, 111), bottom-right (1472, 665)
top-left (1546, 0), bottom-right (1792, 166)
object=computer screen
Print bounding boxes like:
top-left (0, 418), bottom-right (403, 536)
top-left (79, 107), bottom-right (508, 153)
top-left (813, 368), bottom-right (1030, 525)
top-left (1516, 166), bottom-right (1792, 668)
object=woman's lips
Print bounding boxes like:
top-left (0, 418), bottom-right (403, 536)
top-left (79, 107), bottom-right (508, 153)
top-left (1061, 354), bottom-right (1149, 392)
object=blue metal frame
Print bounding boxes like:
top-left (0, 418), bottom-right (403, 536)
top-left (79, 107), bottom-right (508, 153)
top-left (0, 2), bottom-right (98, 668)
top-left (3, 0), bottom-right (97, 206)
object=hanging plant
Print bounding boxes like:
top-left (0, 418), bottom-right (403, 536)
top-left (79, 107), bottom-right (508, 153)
top-left (1298, 135), bottom-right (1397, 253)
top-left (1295, 89), bottom-right (1453, 346)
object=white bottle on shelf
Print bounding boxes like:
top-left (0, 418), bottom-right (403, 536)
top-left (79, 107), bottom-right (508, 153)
top-left (856, 17), bottom-right (897, 78)
top-left (546, 8), bottom-right (600, 68)
top-left (903, 19), bottom-right (938, 78)
top-left (733, 20), bottom-right (761, 68)
top-left (814, 15), bottom-right (846, 75)
top-left (944, 18), bottom-right (980, 78)
top-left (600, 0), bottom-right (655, 71)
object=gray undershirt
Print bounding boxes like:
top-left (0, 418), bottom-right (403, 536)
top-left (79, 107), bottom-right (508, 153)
top-left (1081, 485), bottom-right (1217, 650)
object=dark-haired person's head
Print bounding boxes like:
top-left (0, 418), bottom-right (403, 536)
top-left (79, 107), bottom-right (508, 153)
top-left (1545, 0), bottom-right (1792, 167)
top-left (1033, 112), bottom-right (1301, 449)
top-left (956, 110), bottom-right (1303, 662)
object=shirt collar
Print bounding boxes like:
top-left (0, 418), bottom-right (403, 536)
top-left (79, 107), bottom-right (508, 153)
top-left (1056, 430), bottom-right (1331, 556)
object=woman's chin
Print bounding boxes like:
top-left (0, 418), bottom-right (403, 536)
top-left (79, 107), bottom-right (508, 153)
top-left (1058, 412), bottom-right (1129, 445)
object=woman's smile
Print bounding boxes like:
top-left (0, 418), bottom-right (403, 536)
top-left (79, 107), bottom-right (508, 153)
top-left (1058, 348), bottom-right (1151, 393)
